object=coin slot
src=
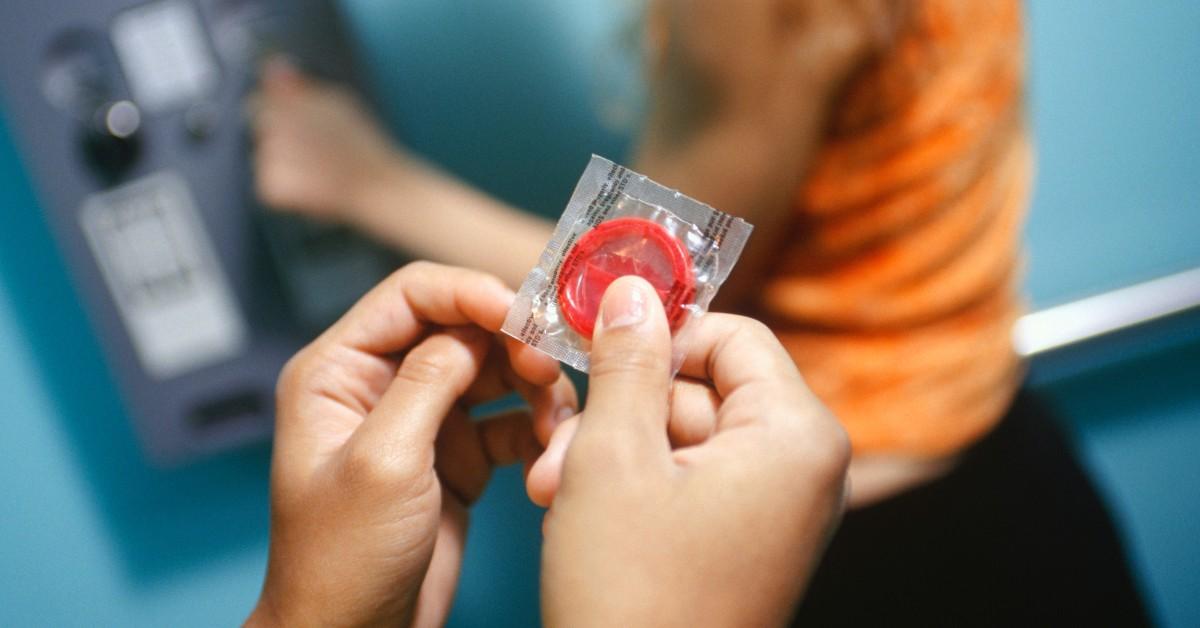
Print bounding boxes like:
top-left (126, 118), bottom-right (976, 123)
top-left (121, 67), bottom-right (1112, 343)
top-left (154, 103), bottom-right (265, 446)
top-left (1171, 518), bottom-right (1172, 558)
top-left (189, 390), bottom-right (264, 435)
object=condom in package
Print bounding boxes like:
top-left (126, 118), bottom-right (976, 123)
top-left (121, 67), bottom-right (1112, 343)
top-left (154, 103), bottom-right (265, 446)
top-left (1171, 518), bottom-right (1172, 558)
top-left (502, 155), bottom-right (753, 372)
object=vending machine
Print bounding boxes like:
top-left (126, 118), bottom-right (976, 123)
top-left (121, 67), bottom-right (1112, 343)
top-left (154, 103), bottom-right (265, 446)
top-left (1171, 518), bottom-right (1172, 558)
top-left (0, 0), bottom-right (394, 464)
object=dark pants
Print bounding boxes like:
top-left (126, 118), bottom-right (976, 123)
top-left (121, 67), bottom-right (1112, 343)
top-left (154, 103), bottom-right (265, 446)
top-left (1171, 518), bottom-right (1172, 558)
top-left (792, 390), bottom-right (1152, 627)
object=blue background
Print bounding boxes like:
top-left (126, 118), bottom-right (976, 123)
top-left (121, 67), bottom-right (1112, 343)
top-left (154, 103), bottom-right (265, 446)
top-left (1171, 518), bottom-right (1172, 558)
top-left (2, 1), bottom-right (1198, 626)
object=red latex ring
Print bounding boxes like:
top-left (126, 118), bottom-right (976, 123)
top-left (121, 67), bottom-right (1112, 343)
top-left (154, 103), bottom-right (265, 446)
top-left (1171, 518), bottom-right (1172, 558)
top-left (556, 217), bottom-right (695, 340)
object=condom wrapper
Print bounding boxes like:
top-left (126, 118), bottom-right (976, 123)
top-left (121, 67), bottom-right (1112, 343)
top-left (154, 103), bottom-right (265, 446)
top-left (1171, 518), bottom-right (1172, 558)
top-left (503, 155), bottom-right (753, 372)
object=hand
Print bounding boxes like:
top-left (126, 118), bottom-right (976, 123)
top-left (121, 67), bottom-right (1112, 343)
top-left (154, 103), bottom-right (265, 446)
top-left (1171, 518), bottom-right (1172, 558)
top-left (247, 262), bottom-right (576, 628)
top-left (529, 277), bottom-right (850, 627)
top-left (249, 57), bottom-right (401, 221)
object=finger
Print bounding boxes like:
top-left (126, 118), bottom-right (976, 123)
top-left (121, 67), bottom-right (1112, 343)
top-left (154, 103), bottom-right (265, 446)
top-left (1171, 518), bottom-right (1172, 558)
top-left (476, 410), bottom-right (543, 467)
top-left (434, 408), bottom-right (491, 505)
top-left (570, 276), bottom-right (673, 465)
top-left (459, 343), bottom-right (527, 406)
top-left (528, 372), bottom-right (578, 446)
top-left (495, 370), bottom-right (575, 447)
top-left (462, 351), bottom-right (577, 446)
top-left (526, 414), bottom-right (580, 508)
top-left (677, 313), bottom-right (812, 410)
top-left (523, 379), bottom-right (718, 505)
top-left (504, 335), bottom-right (561, 387)
top-left (437, 409), bottom-right (542, 507)
top-left (321, 262), bottom-right (516, 357)
top-left (669, 377), bottom-right (719, 447)
top-left (349, 327), bottom-right (490, 460)
top-left (461, 337), bottom-right (567, 405)
top-left (673, 315), bottom-right (849, 478)
top-left (411, 487), bottom-right (468, 628)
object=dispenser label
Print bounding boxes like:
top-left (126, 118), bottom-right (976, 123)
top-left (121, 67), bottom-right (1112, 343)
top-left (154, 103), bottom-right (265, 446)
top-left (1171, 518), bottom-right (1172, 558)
top-left (80, 171), bottom-right (247, 379)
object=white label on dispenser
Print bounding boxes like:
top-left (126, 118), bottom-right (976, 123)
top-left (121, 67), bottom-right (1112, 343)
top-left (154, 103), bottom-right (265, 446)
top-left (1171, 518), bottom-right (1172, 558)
top-left (111, 0), bottom-right (220, 112)
top-left (80, 171), bottom-right (247, 379)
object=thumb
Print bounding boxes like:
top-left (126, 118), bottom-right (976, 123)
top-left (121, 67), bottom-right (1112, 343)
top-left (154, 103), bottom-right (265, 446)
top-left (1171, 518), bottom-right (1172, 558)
top-left (570, 276), bottom-right (674, 464)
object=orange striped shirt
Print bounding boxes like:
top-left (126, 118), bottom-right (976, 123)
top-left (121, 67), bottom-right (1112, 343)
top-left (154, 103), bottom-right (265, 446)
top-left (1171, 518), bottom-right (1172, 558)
top-left (762, 0), bottom-right (1032, 456)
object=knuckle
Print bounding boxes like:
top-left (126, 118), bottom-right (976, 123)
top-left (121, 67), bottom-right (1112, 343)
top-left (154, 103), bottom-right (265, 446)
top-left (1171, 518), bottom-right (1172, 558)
top-left (564, 433), bottom-right (639, 478)
top-left (340, 442), bottom-right (426, 491)
top-left (397, 260), bottom-right (437, 279)
top-left (276, 350), bottom-right (313, 394)
top-left (732, 316), bottom-right (779, 346)
top-left (477, 272), bottom-right (510, 297)
top-left (668, 411), bottom-right (713, 447)
top-left (788, 410), bottom-right (852, 487)
top-left (396, 260), bottom-right (466, 285)
top-left (370, 267), bottom-right (416, 306)
top-left (589, 343), bottom-right (668, 380)
top-left (816, 420), bottom-right (853, 479)
top-left (397, 343), bottom-right (465, 388)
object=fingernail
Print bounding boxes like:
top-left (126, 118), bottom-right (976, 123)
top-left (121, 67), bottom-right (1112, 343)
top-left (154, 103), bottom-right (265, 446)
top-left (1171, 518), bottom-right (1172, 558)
top-left (598, 277), bottom-right (648, 331)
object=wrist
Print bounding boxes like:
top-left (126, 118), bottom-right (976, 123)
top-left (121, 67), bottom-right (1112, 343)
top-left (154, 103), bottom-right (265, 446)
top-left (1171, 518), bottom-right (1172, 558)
top-left (342, 147), bottom-right (404, 223)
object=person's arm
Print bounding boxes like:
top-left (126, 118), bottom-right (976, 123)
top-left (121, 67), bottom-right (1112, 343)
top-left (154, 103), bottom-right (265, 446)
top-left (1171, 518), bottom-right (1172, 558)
top-left (251, 59), bottom-right (553, 288)
top-left (632, 0), bottom-right (895, 309)
top-left (348, 152), bottom-right (553, 288)
top-left (633, 3), bottom-right (965, 508)
top-left (251, 0), bottom-right (887, 292)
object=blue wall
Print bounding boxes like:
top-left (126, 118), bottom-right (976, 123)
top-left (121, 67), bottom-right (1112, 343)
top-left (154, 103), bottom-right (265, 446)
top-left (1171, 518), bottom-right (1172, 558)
top-left (1023, 5), bottom-right (1200, 625)
top-left (1, 1), bottom-right (1197, 626)
top-left (1024, 1), bottom-right (1200, 305)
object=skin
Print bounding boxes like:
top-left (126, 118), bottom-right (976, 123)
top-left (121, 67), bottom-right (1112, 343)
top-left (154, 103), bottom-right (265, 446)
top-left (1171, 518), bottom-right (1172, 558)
top-left (249, 0), bottom-right (890, 294)
top-left (246, 266), bottom-right (850, 626)
top-left (249, 59), bottom-right (552, 289)
top-left (245, 262), bottom-right (575, 628)
top-left (249, 1), bottom-right (947, 507)
top-left (535, 277), bottom-right (851, 627)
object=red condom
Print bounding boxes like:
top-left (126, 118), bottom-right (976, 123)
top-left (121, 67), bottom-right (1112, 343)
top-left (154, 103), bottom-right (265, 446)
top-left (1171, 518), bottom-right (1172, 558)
top-left (556, 217), bottom-right (695, 339)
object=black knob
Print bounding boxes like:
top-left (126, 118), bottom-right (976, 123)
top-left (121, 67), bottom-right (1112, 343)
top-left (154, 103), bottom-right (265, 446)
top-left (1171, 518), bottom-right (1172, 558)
top-left (81, 99), bottom-right (143, 183)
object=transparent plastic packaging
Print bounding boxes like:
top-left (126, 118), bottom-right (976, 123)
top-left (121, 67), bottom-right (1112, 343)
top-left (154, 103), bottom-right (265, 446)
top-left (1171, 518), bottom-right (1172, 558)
top-left (503, 155), bottom-right (753, 372)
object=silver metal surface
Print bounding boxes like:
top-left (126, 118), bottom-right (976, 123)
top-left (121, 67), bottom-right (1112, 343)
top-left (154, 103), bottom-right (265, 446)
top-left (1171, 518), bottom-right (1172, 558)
top-left (1014, 267), bottom-right (1200, 357)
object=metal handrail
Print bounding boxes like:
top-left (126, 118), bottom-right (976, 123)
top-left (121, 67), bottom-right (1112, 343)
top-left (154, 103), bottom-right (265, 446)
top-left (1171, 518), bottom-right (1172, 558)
top-left (1014, 267), bottom-right (1200, 357)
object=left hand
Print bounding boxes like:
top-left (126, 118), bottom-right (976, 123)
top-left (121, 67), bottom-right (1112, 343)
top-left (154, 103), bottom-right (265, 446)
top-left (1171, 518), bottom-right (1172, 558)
top-left (246, 262), bottom-right (576, 628)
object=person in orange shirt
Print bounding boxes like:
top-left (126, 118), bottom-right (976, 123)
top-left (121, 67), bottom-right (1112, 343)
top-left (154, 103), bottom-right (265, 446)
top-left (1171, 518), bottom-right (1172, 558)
top-left (251, 0), bottom-right (1148, 623)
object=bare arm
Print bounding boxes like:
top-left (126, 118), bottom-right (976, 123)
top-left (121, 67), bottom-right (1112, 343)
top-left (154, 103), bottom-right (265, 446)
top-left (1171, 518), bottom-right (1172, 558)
top-left (633, 1), bottom-right (955, 507)
top-left (251, 58), bottom-right (553, 289)
top-left (252, 0), bottom-right (883, 293)
top-left (633, 0), bottom-right (892, 310)
top-left (346, 153), bottom-right (553, 289)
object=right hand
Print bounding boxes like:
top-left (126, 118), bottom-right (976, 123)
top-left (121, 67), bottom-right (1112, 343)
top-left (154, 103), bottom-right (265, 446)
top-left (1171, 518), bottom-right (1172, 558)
top-left (249, 57), bottom-right (400, 221)
top-left (531, 277), bottom-right (851, 627)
